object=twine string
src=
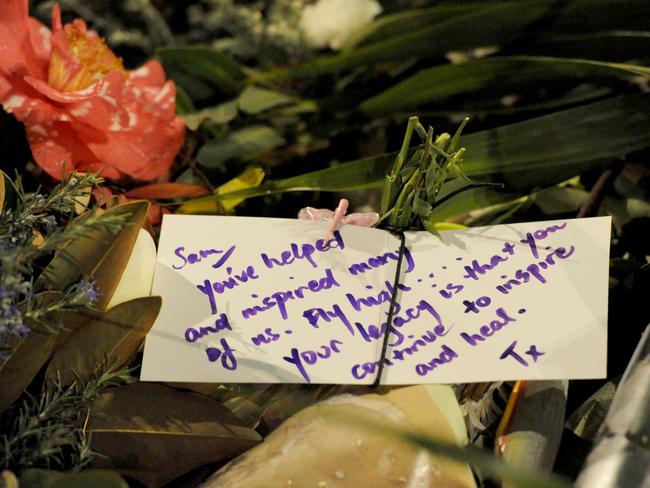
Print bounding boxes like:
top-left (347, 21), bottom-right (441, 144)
top-left (373, 229), bottom-right (407, 387)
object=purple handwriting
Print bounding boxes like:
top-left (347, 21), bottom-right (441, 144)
top-left (173, 245), bottom-right (236, 270)
top-left (241, 268), bottom-right (340, 320)
top-left (520, 222), bottom-right (567, 259)
top-left (283, 339), bottom-right (343, 383)
top-left (303, 298), bottom-right (445, 348)
top-left (500, 341), bottom-right (545, 366)
top-left (351, 324), bottom-right (449, 380)
top-left (251, 327), bottom-right (281, 346)
top-left (303, 303), bottom-right (354, 335)
top-left (346, 280), bottom-right (412, 312)
top-left (438, 282), bottom-right (464, 299)
top-left (462, 241), bottom-right (516, 280)
top-left (463, 295), bottom-right (491, 314)
top-left (414, 345), bottom-right (459, 376)
top-left (460, 307), bottom-right (520, 346)
top-left (462, 222), bottom-right (568, 281)
top-left (495, 246), bottom-right (575, 295)
top-left (353, 299), bottom-right (446, 347)
top-left (261, 231), bottom-right (345, 269)
top-left (347, 246), bottom-right (415, 275)
top-left (205, 337), bottom-right (237, 370)
top-left (197, 265), bottom-right (260, 315)
top-left (184, 313), bottom-right (231, 343)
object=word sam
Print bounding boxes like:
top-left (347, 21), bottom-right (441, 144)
top-left (173, 245), bottom-right (236, 270)
top-left (261, 231), bottom-right (345, 269)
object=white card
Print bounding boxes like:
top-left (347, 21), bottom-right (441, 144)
top-left (140, 215), bottom-right (610, 384)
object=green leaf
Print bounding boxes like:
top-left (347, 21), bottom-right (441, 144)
top-left (412, 193), bottom-right (433, 217)
top-left (0, 291), bottom-right (66, 412)
top-left (264, 1), bottom-right (551, 79)
top-left (238, 86), bottom-right (294, 114)
top-left (184, 99), bottom-right (239, 130)
top-left (342, 3), bottom-right (475, 49)
top-left (0, 169), bottom-right (20, 213)
top-left (548, 0), bottom-right (650, 34)
top-left (360, 56), bottom-right (650, 114)
top-left (184, 93), bottom-right (650, 212)
top-left (174, 85), bottom-right (195, 114)
top-left (527, 32), bottom-right (650, 62)
top-left (197, 125), bottom-right (286, 168)
top-left (36, 201), bottom-right (149, 312)
top-left (46, 297), bottom-right (162, 386)
top-left (88, 383), bottom-right (261, 487)
top-left (460, 93), bottom-right (650, 188)
top-left (19, 469), bottom-right (127, 488)
top-left (0, 320), bottom-right (58, 412)
top-left (158, 46), bottom-right (244, 99)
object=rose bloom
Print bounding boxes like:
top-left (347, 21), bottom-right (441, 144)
top-left (0, 1), bottom-right (184, 181)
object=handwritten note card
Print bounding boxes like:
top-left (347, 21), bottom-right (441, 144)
top-left (141, 216), bottom-right (610, 384)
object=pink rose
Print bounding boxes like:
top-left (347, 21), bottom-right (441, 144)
top-left (0, 0), bottom-right (185, 181)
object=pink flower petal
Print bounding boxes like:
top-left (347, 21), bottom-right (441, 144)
top-left (74, 116), bottom-right (185, 180)
top-left (129, 60), bottom-right (166, 88)
top-left (25, 121), bottom-right (116, 180)
top-left (0, 0), bottom-right (45, 78)
top-left (1, 87), bottom-right (71, 125)
top-left (28, 17), bottom-right (52, 68)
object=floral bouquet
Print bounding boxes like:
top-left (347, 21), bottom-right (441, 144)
top-left (1, 0), bottom-right (649, 487)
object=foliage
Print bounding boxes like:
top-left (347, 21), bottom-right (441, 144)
top-left (0, 364), bottom-right (134, 474)
top-left (0, 172), bottom-right (125, 355)
top-left (2, 0), bottom-right (650, 486)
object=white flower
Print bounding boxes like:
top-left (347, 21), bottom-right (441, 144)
top-left (299, 0), bottom-right (382, 50)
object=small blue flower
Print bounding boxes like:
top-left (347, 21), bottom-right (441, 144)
top-left (72, 279), bottom-right (98, 306)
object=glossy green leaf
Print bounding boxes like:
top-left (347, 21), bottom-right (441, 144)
top-left (46, 297), bottom-right (162, 385)
top-left (548, 0), bottom-right (650, 34)
top-left (19, 469), bottom-right (127, 488)
top-left (184, 99), bottom-right (239, 130)
top-left (238, 86), bottom-right (294, 114)
top-left (460, 93), bottom-right (650, 187)
top-left (88, 383), bottom-right (261, 487)
top-left (197, 125), bottom-right (286, 168)
top-left (360, 56), bottom-right (650, 114)
top-left (185, 94), bottom-right (650, 215)
top-left (342, 3), bottom-right (477, 49)
top-left (0, 169), bottom-right (20, 213)
top-left (158, 46), bottom-right (244, 99)
top-left (0, 324), bottom-right (58, 413)
top-left (265, 1), bottom-right (551, 79)
top-left (0, 292), bottom-right (65, 412)
top-left (527, 32), bottom-right (650, 62)
top-left (0, 326), bottom-right (52, 412)
top-left (36, 201), bottom-right (149, 312)
top-left (174, 84), bottom-right (195, 114)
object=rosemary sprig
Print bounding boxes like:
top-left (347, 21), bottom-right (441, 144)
top-left (0, 364), bottom-right (135, 474)
top-left (0, 172), bottom-right (128, 354)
